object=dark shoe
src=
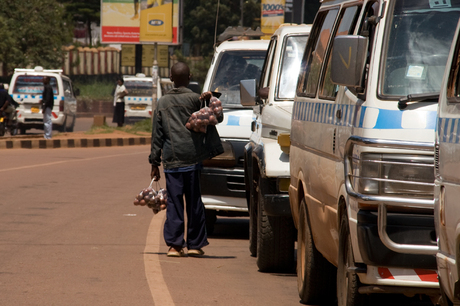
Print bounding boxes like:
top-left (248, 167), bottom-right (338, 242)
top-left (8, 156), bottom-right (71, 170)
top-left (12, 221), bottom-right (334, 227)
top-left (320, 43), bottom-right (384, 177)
top-left (167, 247), bottom-right (185, 257)
top-left (188, 248), bottom-right (204, 257)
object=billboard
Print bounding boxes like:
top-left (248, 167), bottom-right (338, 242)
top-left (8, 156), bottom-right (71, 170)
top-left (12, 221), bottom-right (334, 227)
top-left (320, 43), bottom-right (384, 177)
top-left (261, 0), bottom-right (285, 40)
top-left (101, 0), bottom-right (180, 44)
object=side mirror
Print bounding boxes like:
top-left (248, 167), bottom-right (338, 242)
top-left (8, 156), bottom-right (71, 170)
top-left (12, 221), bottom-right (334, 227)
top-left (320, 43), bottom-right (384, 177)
top-left (331, 35), bottom-right (368, 88)
top-left (240, 79), bottom-right (257, 106)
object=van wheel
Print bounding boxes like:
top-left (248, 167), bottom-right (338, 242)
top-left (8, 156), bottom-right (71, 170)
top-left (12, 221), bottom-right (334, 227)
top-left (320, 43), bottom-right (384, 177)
top-left (20, 128), bottom-right (26, 135)
top-left (58, 117), bottom-right (67, 132)
top-left (337, 212), bottom-right (368, 306)
top-left (205, 209), bottom-right (216, 235)
top-left (67, 116), bottom-right (75, 132)
top-left (256, 177), bottom-right (295, 272)
top-left (297, 198), bottom-right (336, 304)
top-left (439, 279), bottom-right (453, 306)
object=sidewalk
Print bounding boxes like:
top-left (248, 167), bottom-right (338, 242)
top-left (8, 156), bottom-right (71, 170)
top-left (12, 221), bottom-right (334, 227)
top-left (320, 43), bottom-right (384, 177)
top-left (0, 130), bottom-right (151, 150)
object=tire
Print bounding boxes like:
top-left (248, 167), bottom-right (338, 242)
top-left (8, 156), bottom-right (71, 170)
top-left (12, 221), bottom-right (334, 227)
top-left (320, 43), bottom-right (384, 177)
top-left (9, 122), bottom-right (18, 136)
top-left (439, 279), bottom-right (453, 306)
top-left (19, 127), bottom-right (26, 135)
top-left (248, 177), bottom-right (257, 257)
top-left (337, 212), bottom-right (368, 306)
top-left (58, 117), bottom-right (67, 132)
top-left (297, 198), bottom-right (336, 304)
top-left (0, 122), bottom-right (5, 137)
top-left (205, 209), bottom-right (216, 236)
top-left (256, 176), bottom-right (295, 272)
top-left (67, 115), bottom-right (75, 132)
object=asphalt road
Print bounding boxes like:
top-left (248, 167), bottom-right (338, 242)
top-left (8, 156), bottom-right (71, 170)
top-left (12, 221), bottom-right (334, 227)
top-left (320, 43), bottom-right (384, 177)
top-left (0, 136), bottom-right (438, 305)
top-left (0, 146), bottom-right (302, 306)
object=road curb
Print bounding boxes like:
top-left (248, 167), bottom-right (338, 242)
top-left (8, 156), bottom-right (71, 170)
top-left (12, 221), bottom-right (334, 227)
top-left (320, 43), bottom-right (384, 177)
top-left (0, 136), bottom-right (151, 149)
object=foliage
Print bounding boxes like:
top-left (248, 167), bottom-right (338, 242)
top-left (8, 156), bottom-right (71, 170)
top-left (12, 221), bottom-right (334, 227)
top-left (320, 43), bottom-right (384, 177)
top-left (74, 80), bottom-right (114, 101)
top-left (0, 0), bottom-right (73, 74)
top-left (59, 0), bottom-right (100, 47)
top-left (173, 50), bottom-right (211, 90)
top-left (185, 0), bottom-right (261, 56)
top-left (87, 119), bottom-right (152, 135)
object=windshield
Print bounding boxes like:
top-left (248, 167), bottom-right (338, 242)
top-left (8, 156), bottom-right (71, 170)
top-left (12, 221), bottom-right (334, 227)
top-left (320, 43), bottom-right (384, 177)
top-left (124, 80), bottom-right (153, 97)
top-left (278, 35), bottom-right (309, 99)
top-left (381, 0), bottom-right (460, 97)
top-left (13, 75), bottom-right (58, 95)
top-left (210, 50), bottom-right (267, 107)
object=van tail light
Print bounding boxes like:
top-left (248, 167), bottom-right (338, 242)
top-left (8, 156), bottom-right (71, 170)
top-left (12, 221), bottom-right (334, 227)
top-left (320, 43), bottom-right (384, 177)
top-left (52, 112), bottom-right (58, 119)
top-left (59, 100), bottom-right (64, 112)
top-left (149, 111), bottom-right (152, 116)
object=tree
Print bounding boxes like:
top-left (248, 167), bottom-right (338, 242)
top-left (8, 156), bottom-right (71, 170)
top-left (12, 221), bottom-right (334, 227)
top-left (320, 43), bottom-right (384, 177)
top-left (0, 0), bottom-right (73, 75)
top-left (59, 0), bottom-right (100, 47)
top-left (184, 0), bottom-right (261, 57)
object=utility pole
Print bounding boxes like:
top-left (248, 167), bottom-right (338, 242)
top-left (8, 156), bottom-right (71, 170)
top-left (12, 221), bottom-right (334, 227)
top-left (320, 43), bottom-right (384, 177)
top-left (240, 0), bottom-right (243, 26)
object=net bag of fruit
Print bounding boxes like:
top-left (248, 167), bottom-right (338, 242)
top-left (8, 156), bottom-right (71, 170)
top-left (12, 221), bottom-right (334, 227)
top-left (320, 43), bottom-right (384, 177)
top-left (133, 178), bottom-right (168, 214)
top-left (185, 96), bottom-right (222, 133)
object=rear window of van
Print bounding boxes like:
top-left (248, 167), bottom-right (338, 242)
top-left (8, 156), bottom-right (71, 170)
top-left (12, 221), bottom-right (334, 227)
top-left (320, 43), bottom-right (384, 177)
top-left (13, 76), bottom-right (58, 95)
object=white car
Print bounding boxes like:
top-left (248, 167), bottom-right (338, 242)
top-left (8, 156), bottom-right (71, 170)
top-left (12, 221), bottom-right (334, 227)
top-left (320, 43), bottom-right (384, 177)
top-left (240, 24), bottom-right (311, 272)
top-left (200, 39), bottom-right (270, 233)
top-left (10, 66), bottom-right (77, 133)
top-left (123, 73), bottom-right (173, 123)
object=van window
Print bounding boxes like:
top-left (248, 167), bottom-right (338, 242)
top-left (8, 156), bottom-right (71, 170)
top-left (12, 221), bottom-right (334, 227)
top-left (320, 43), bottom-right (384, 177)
top-left (63, 79), bottom-right (73, 98)
top-left (13, 76), bottom-right (58, 95)
top-left (210, 50), bottom-right (267, 107)
top-left (381, 0), bottom-right (460, 97)
top-left (320, 5), bottom-right (361, 100)
top-left (447, 37), bottom-right (460, 102)
top-left (298, 9), bottom-right (339, 97)
top-left (125, 80), bottom-right (153, 96)
top-left (277, 35), bottom-right (309, 99)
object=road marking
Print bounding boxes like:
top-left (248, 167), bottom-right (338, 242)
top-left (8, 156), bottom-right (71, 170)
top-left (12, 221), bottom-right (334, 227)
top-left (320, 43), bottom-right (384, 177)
top-left (0, 151), bottom-right (145, 173)
top-left (144, 213), bottom-right (175, 305)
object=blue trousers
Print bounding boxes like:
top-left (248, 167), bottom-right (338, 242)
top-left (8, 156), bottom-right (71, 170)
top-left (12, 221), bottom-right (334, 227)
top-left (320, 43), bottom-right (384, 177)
top-left (164, 170), bottom-right (209, 250)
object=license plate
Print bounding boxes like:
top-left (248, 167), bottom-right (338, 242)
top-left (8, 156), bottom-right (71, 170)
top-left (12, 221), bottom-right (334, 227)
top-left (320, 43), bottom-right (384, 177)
top-left (131, 105), bottom-right (146, 110)
top-left (31, 106), bottom-right (40, 113)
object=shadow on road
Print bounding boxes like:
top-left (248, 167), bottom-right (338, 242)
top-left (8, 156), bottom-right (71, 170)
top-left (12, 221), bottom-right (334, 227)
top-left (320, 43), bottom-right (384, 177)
top-left (209, 217), bottom-right (249, 240)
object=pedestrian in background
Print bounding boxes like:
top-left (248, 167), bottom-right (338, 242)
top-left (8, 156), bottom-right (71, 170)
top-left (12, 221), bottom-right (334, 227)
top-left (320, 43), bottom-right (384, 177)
top-left (113, 78), bottom-right (128, 127)
top-left (40, 76), bottom-right (53, 139)
top-left (149, 62), bottom-right (224, 257)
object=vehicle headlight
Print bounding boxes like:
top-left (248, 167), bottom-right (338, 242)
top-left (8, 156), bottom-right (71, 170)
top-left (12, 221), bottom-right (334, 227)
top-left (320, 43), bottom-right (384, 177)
top-left (353, 153), bottom-right (434, 197)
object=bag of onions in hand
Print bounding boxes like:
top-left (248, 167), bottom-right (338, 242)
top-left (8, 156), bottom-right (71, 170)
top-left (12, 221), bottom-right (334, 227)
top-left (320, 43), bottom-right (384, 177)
top-left (133, 178), bottom-right (168, 214)
top-left (185, 96), bottom-right (222, 133)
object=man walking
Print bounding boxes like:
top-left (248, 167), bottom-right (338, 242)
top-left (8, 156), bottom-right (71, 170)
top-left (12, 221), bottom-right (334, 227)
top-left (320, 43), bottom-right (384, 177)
top-left (149, 62), bottom-right (223, 257)
top-left (40, 76), bottom-right (54, 139)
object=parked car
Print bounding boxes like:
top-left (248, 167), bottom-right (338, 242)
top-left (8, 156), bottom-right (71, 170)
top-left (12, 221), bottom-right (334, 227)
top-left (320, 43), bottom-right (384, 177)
top-left (10, 66), bottom-right (78, 134)
top-left (289, 1), bottom-right (458, 305)
top-left (200, 39), bottom-right (269, 234)
top-left (239, 24), bottom-right (311, 272)
top-left (123, 73), bottom-right (173, 123)
top-left (435, 17), bottom-right (460, 306)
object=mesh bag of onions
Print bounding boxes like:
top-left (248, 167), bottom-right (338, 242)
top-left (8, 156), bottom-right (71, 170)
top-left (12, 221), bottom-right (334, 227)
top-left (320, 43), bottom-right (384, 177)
top-left (133, 178), bottom-right (167, 214)
top-left (185, 96), bottom-right (222, 133)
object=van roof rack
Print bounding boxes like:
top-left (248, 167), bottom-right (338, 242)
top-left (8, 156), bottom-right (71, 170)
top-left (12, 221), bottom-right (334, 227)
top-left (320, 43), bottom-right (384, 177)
top-left (14, 66), bottom-right (63, 74)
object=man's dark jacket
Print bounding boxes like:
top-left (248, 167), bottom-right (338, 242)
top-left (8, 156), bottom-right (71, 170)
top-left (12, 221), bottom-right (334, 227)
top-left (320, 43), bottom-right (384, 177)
top-left (42, 84), bottom-right (54, 110)
top-left (149, 87), bottom-right (224, 170)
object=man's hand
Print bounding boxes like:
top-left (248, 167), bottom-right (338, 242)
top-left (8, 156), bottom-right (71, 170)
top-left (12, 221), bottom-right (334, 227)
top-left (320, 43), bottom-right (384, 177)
top-left (151, 165), bottom-right (160, 181)
top-left (200, 91), bottom-right (212, 101)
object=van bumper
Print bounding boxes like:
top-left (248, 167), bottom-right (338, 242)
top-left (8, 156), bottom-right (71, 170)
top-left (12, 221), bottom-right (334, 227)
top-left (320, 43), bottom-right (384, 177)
top-left (264, 194), bottom-right (291, 217)
top-left (357, 210), bottom-right (437, 269)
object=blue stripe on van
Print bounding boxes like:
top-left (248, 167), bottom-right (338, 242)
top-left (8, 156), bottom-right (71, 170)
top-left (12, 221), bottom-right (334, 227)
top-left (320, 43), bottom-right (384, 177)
top-left (294, 101), bottom-right (436, 130)
top-left (227, 115), bottom-right (240, 126)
